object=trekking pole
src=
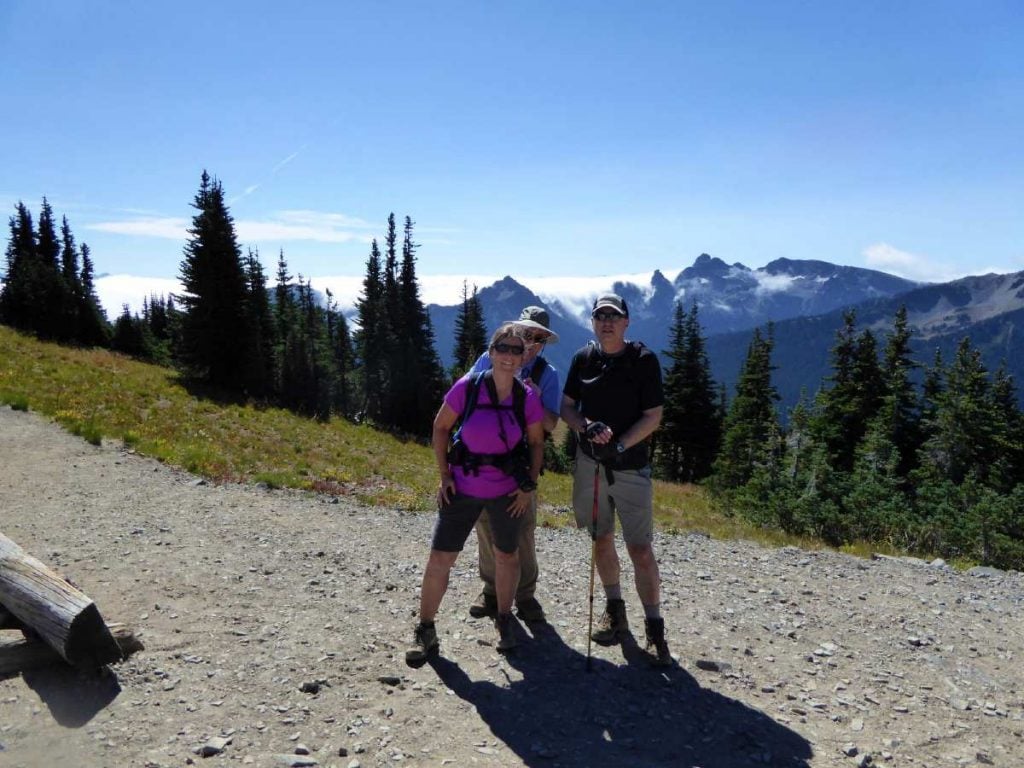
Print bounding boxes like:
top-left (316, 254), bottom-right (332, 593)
top-left (586, 456), bottom-right (599, 672)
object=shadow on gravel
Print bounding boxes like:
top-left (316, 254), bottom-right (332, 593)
top-left (3, 664), bottom-right (122, 728)
top-left (429, 620), bottom-right (812, 768)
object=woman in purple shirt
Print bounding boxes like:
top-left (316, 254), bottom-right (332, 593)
top-left (405, 324), bottom-right (544, 664)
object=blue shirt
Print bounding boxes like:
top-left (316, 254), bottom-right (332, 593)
top-left (469, 352), bottom-right (561, 417)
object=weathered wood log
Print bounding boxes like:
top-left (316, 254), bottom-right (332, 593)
top-left (0, 532), bottom-right (122, 668)
top-left (0, 624), bottom-right (143, 676)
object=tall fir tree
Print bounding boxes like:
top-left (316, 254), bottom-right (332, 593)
top-left (325, 288), bottom-right (355, 418)
top-left (813, 310), bottom-right (884, 473)
top-left (392, 216), bottom-right (445, 436)
top-left (58, 216), bottom-right (83, 339)
top-left (0, 203), bottom-right (39, 331)
top-left (290, 278), bottom-right (336, 418)
top-left (658, 301), bottom-right (720, 482)
top-left (111, 304), bottom-right (155, 359)
top-left (76, 242), bottom-right (111, 346)
top-left (877, 306), bottom-right (921, 478)
top-left (176, 171), bottom-right (257, 392)
top-left (355, 239), bottom-right (388, 422)
top-left (244, 248), bottom-right (276, 397)
top-left (34, 198), bottom-right (70, 339)
top-left (989, 363), bottom-right (1024, 492)
top-left (712, 325), bottom-right (780, 490)
top-left (916, 337), bottom-right (997, 487)
top-left (451, 280), bottom-right (487, 378)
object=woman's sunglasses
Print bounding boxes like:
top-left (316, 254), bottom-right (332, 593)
top-left (492, 342), bottom-right (525, 355)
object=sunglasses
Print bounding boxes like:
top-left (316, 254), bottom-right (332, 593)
top-left (522, 331), bottom-right (549, 343)
top-left (592, 311), bottom-right (624, 322)
top-left (492, 342), bottom-right (525, 355)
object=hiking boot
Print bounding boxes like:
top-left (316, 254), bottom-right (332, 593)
top-left (495, 613), bottom-right (518, 653)
top-left (405, 622), bottom-right (439, 666)
top-left (515, 596), bottom-right (546, 623)
top-left (644, 617), bottom-right (672, 667)
top-left (468, 591), bottom-right (497, 619)
top-left (591, 599), bottom-right (628, 645)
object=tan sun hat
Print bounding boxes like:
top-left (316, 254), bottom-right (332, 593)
top-left (506, 305), bottom-right (559, 344)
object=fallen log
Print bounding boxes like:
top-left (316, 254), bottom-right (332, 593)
top-left (0, 624), bottom-right (143, 676)
top-left (0, 532), bottom-right (123, 668)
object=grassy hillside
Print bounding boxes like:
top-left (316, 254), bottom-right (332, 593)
top-left (0, 325), bottom-right (823, 547)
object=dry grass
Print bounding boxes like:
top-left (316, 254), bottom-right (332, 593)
top-left (0, 326), bottom-right (826, 548)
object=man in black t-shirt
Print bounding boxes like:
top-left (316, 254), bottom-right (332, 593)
top-left (560, 293), bottom-right (671, 666)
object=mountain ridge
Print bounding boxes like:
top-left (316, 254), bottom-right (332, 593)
top-left (427, 257), bottom-right (1023, 410)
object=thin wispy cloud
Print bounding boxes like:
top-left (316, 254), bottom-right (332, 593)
top-left (90, 217), bottom-right (189, 240)
top-left (230, 147), bottom-right (306, 204)
top-left (271, 150), bottom-right (301, 174)
top-left (88, 209), bottom-right (377, 245)
top-left (863, 243), bottom-right (953, 283)
top-left (235, 218), bottom-right (374, 244)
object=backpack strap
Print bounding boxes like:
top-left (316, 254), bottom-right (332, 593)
top-left (447, 371), bottom-right (530, 476)
top-left (482, 371), bottom-right (528, 446)
top-left (529, 355), bottom-right (549, 384)
top-left (453, 370), bottom-right (487, 440)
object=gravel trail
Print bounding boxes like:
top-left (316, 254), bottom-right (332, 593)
top-left (1, 405), bottom-right (1022, 768)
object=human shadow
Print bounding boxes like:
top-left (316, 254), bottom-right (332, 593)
top-left (428, 620), bottom-right (812, 768)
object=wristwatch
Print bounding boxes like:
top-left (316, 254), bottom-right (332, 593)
top-left (615, 441), bottom-right (626, 454)
top-left (519, 479), bottom-right (538, 492)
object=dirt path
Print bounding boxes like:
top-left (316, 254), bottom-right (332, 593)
top-left (1, 405), bottom-right (1022, 768)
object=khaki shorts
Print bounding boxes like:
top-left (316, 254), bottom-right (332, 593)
top-left (572, 451), bottom-right (653, 546)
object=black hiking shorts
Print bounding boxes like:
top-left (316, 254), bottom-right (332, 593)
top-left (432, 492), bottom-right (522, 554)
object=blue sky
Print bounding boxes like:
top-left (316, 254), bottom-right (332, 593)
top-left (2, 1), bottom-right (1023, 313)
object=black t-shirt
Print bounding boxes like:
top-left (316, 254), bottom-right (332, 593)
top-left (563, 341), bottom-right (664, 440)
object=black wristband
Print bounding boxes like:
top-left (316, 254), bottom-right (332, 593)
top-left (519, 479), bottom-right (538, 492)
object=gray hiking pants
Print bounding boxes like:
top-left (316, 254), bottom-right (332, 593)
top-left (475, 492), bottom-right (538, 603)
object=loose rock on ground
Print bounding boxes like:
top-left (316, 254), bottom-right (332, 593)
top-left (1, 406), bottom-right (1022, 767)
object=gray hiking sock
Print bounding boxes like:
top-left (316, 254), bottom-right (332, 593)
top-left (603, 583), bottom-right (622, 602)
top-left (642, 602), bottom-right (661, 620)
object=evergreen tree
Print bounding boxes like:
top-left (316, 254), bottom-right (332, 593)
top-left (110, 304), bottom-right (155, 359)
top-left (451, 280), bottom-right (487, 378)
top-left (76, 242), bottom-right (111, 346)
top-left (0, 203), bottom-right (39, 331)
top-left (658, 301), bottom-right (720, 482)
top-left (144, 294), bottom-right (171, 343)
top-left (813, 310), bottom-right (884, 472)
top-left (989, 363), bottom-right (1024, 492)
top-left (712, 325), bottom-right (780, 490)
top-left (379, 213), bottom-right (402, 424)
top-left (355, 240), bottom-right (388, 422)
top-left (917, 337), bottom-right (997, 486)
top-left (846, 409), bottom-right (913, 545)
top-left (326, 288), bottom-right (355, 418)
top-left (244, 248), bottom-right (276, 397)
top-left (291, 277), bottom-right (336, 418)
top-left (58, 216), bottom-right (84, 339)
top-left (176, 171), bottom-right (256, 392)
top-left (918, 348), bottom-right (945, 443)
top-left (383, 213), bottom-right (401, 326)
top-left (393, 216), bottom-right (445, 436)
top-left (141, 294), bottom-right (173, 365)
top-left (877, 306), bottom-right (921, 478)
top-left (273, 250), bottom-right (295, 341)
top-left (34, 198), bottom-right (72, 339)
